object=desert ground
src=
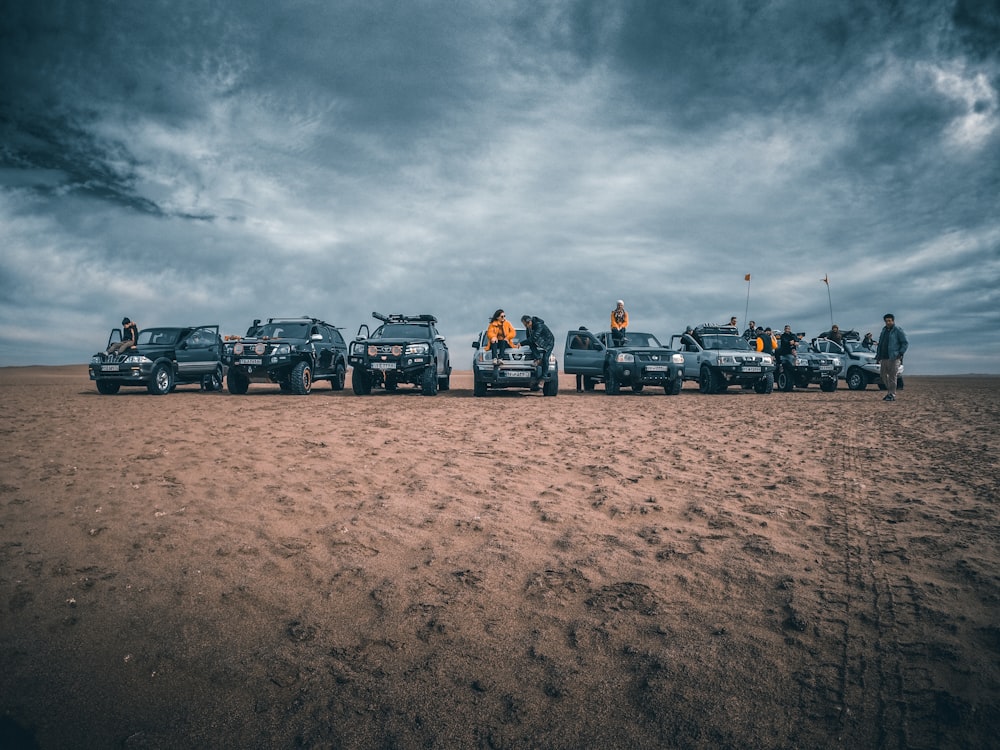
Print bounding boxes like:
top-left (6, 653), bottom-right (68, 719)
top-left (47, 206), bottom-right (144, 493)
top-left (1, 366), bottom-right (998, 749)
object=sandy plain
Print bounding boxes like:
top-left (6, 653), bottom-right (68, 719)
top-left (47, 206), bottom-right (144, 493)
top-left (1, 366), bottom-right (998, 749)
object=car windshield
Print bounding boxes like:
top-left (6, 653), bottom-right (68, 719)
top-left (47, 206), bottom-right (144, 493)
top-left (700, 334), bottom-right (751, 351)
top-left (621, 332), bottom-right (662, 347)
top-left (379, 323), bottom-right (432, 339)
top-left (137, 329), bottom-right (180, 346)
top-left (254, 322), bottom-right (310, 339)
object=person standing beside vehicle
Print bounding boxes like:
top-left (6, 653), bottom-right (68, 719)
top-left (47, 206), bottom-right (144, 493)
top-left (776, 324), bottom-right (798, 385)
top-left (875, 313), bottom-right (908, 401)
top-left (520, 315), bottom-right (555, 390)
top-left (611, 300), bottom-right (629, 346)
top-left (106, 317), bottom-right (139, 355)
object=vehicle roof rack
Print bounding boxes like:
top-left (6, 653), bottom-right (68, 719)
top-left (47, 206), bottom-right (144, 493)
top-left (372, 312), bottom-right (437, 324)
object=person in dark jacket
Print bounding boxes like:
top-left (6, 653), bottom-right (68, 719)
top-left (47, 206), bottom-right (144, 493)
top-left (520, 315), bottom-right (555, 389)
top-left (106, 317), bottom-right (139, 355)
top-left (875, 313), bottom-right (908, 401)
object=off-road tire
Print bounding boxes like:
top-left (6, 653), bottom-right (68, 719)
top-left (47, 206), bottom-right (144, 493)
top-left (699, 366), bottom-right (722, 394)
top-left (96, 380), bottom-right (120, 395)
top-left (439, 371), bottom-right (451, 391)
top-left (777, 368), bottom-right (794, 392)
top-left (543, 371), bottom-right (558, 396)
top-left (846, 367), bottom-right (867, 391)
top-left (421, 366), bottom-right (438, 396)
top-left (330, 364), bottom-right (346, 391)
top-left (290, 361), bottom-right (312, 395)
top-left (604, 366), bottom-right (620, 395)
top-left (227, 369), bottom-right (250, 394)
top-left (665, 376), bottom-right (682, 395)
top-left (753, 373), bottom-right (774, 394)
top-left (147, 363), bottom-right (174, 395)
top-left (352, 368), bottom-right (372, 395)
top-left (820, 377), bottom-right (838, 392)
top-left (474, 377), bottom-right (488, 397)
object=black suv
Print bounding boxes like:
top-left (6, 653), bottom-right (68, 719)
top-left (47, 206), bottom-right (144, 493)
top-left (90, 325), bottom-right (224, 395)
top-left (562, 329), bottom-right (684, 395)
top-left (349, 313), bottom-right (451, 396)
top-left (224, 317), bottom-right (348, 395)
top-left (775, 333), bottom-right (841, 392)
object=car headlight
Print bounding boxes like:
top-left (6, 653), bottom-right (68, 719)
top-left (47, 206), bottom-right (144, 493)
top-left (671, 353), bottom-right (684, 364)
top-left (233, 342), bottom-right (244, 355)
top-left (90, 355), bottom-right (101, 365)
top-left (794, 357), bottom-right (806, 366)
top-left (271, 343), bottom-right (290, 356)
top-left (124, 355), bottom-right (150, 364)
top-left (832, 357), bottom-right (842, 367)
top-left (615, 352), bottom-right (634, 363)
top-left (406, 342), bottom-right (430, 356)
top-left (717, 355), bottom-right (736, 365)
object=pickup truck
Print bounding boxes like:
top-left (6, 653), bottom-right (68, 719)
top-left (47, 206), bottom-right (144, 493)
top-left (562, 329), bottom-right (684, 395)
top-left (670, 324), bottom-right (774, 394)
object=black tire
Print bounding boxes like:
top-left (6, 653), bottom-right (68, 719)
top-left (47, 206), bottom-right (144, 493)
top-left (664, 377), bottom-right (682, 395)
top-left (583, 376), bottom-right (597, 392)
top-left (96, 380), bottom-right (120, 395)
top-left (820, 377), bottom-right (838, 392)
top-left (330, 363), bottom-right (346, 391)
top-left (604, 366), bottom-right (620, 395)
top-left (438, 371), bottom-right (451, 391)
top-left (147, 363), bottom-right (174, 395)
top-left (846, 368), bottom-right (867, 391)
top-left (227, 368), bottom-right (249, 394)
top-left (290, 361), bottom-right (312, 395)
top-left (754, 373), bottom-right (774, 394)
top-left (543, 371), bottom-right (558, 396)
top-left (699, 366), bottom-right (722, 394)
top-left (474, 377), bottom-right (488, 397)
top-left (352, 368), bottom-right (372, 395)
top-left (777, 368), bottom-right (794, 392)
top-left (421, 366), bottom-right (438, 396)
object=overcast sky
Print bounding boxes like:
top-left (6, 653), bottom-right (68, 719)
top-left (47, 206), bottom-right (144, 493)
top-left (2, 1), bottom-right (998, 374)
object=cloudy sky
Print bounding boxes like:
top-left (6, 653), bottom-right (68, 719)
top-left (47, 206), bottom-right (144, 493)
top-left (2, 0), bottom-right (998, 374)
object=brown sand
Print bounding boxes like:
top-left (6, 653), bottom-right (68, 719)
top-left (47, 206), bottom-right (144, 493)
top-left (1, 367), bottom-right (998, 748)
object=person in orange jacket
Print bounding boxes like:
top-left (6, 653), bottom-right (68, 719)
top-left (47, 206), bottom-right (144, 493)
top-left (756, 327), bottom-right (777, 354)
top-left (485, 309), bottom-right (518, 373)
top-left (611, 300), bottom-right (629, 346)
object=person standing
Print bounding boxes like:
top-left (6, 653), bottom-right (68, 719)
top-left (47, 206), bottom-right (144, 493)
top-left (756, 326), bottom-right (777, 354)
top-left (611, 300), bottom-right (629, 346)
top-left (875, 313), bottom-right (908, 401)
top-left (776, 324), bottom-right (798, 386)
top-left (520, 315), bottom-right (555, 391)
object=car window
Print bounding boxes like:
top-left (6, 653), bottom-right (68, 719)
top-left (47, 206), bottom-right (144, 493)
top-left (331, 330), bottom-right (346, 347)
top-left (569, 334), bottom-right (594, 350)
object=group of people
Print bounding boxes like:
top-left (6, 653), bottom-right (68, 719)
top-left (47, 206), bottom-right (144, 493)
top-left (484, 309), bottom-right (555, 390)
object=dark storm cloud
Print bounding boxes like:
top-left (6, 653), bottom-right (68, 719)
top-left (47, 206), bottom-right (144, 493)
top-left (0, 0), bottom-right (998, 372)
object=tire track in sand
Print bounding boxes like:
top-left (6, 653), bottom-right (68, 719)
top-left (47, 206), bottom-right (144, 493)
top-left (805, 421), bottom-right (947, 749)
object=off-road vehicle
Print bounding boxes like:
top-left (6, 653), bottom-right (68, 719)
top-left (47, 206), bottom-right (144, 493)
top-left (562, 329), bottom-right (683, 395)
top-left (472, 327), bottom-right (558, 396)
top-left (90, 325), bottom-right (224, 395)
top-left (224, 317), bottom-right (348, 395)
top-left (349, 313), bottom-right (451, 396)
top-left (670, 324), bottom-right (774, 394)
top-left (811, 330), bottom-right (904, 391)
top-left (774, 333), bottom-right (841, 392)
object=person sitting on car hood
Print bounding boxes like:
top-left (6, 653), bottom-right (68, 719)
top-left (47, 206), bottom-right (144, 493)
top-left (107, 317), bottom-right (139, 355)
top-left (485, 309), bottom-right (518, 369)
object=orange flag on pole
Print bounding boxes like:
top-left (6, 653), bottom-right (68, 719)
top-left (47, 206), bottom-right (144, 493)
top-left (745, 274), bottom-right (751, 281)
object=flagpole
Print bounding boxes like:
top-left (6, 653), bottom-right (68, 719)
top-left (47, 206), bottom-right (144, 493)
top-left (744, 274), bottom-right (751, 330)
top-left (823, 274), bottom-right (833, 326)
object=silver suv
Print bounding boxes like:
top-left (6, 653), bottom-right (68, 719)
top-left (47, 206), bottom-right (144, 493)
top-left (811, 334), bottom-right (903, 391)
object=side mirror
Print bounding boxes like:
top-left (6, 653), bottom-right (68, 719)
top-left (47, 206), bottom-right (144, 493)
top-left (472, 341), bottom-right (480, 349)
top-left (310, 333), bottom-right (323, 341)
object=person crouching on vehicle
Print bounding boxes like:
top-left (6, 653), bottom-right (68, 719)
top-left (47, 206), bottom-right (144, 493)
top-left (486, 309), bottom-right (518, 373)
top-left (521, 315), bottom-right (555, 389)
top-left (107, 317), bottom-right (139, 355)
top-left (611, 300), bottom-right (629, 346)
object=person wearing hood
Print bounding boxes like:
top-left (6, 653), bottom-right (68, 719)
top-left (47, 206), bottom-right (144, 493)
top-left (106, 317), bottom-right (139, 356)
top-left (610, 300), bottom-right (629, 346)
top-left (520, 315), bottom-right (555, 390)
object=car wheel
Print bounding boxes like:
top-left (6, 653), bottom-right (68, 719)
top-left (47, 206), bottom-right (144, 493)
top-left (146, 363), bottom-right (174, 395)
top-left (352, 368), bottom-right (372, 395)
top-left (438, 371), bottom-right (451, 391)
top-left (754, 373), bottom-right (774, 394)
top-left (330, 363), bottom-right (346, 391)
top-left (777, 368), bottom-right (794, 392)
top-left (820, 377), bottom-right (838, 392)
top-left (474, 377), bottom-right (488, 397)
top-left (290, 361), bottom-right (312, 395)
top-left (665, 377), bottom-right (682, 395)
top-left (227, 369), bottom-right (249, 394)
top-left (421, 366), bottom-right (438, 396)
top-left (543, 371), bottom-right (558, 396)
top-left (604, 366), bottom-right (620, 395)
top-left (699, 366), bottom-right (721, 394)
top-left (96, 380), bottom-right (120, 395)
top-left (846, 367), bottom-right (866, 390)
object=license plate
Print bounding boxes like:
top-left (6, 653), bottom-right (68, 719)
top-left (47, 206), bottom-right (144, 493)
top-left (504, 370), bottom-right (531, 378)
top-left (742, 366), bottom-right (762, 373)
top-left (238, 358), bottom-right (262, 365)
top-left (101, 365), bottom-right (119, 372)
top-left (646, 365), bottom-right (669, 372)
top-left (371, 362), bottom-right (397, 370)
top-left (819, 366), bottom-right (834, 371)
